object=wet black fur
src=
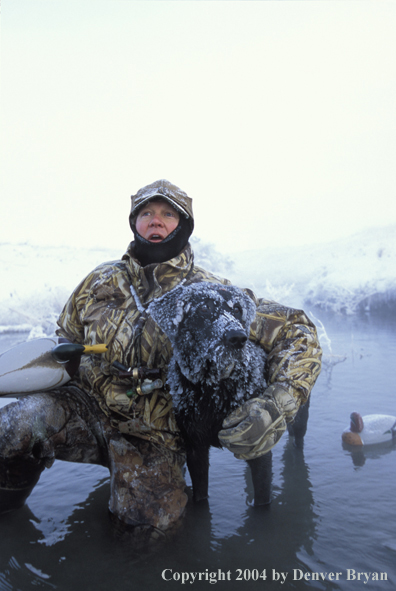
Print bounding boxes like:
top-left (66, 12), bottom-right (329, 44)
top-left (174, 371), bottom-right (273, 505)
top-left (149, 282), bottom-right (308, 505)
top-left (149, 283), bottom-right (272, 504)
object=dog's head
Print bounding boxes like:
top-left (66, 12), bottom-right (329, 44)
top-left (149, 282), bottom-right (257, 383)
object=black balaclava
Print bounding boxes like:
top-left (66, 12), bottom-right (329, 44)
top-left (131, 208), bottom-right (193, 267)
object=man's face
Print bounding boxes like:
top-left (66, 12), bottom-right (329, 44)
top-left (135, 199), bottom-right (180, 242)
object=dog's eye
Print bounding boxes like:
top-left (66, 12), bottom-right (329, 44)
top-left (198, 301), bottom-right (215, 317)
top-left (233, 304), bottom-right (243, 320)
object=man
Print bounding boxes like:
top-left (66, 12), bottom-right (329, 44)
top-left (0, 180), bottom-right (322, 530)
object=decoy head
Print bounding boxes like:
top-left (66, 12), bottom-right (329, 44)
top-left (350, 411), bottom-right (364, 433)
top-left (341, 411), bottom-right (364, 446)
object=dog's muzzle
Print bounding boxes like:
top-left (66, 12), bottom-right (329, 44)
top-left (224, 329), bottom-right (247, 349)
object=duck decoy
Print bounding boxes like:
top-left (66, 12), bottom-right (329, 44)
top-left (342, 411), bottom-right (396, 446)
top-left (0, 337), bottom-right (107, 396)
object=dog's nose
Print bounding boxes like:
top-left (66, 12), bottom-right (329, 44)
top-left (224, 329), bottom-right (247, 349)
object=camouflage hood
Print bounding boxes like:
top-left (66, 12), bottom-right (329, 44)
top-left (130, 179), bottom-right (194, 232)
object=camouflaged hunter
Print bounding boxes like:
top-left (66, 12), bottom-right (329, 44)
top-left (0, 179), bottom-right (322, 530)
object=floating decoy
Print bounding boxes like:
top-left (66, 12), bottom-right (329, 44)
top-left (342, 411), bottom-right (396, 446)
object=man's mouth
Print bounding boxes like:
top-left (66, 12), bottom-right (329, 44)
top-left (147, 233), bottom-right (164, 243)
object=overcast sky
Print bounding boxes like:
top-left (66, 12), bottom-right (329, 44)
top-left (2, 0), bottom-right (396, 255)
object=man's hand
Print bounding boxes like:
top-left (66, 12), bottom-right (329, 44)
top-left (218, 385), bottom-right (299, 460)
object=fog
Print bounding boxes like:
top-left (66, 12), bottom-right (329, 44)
top-left (2, 0), bottom-right (396, 254)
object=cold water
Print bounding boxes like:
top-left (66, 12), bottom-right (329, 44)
top-left (0, 312), bottom-right (395, 591)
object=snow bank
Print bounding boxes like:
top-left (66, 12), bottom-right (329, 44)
top-left (0, 243), bottom-right (121, 336)
top-left (228, 225), bottom-right (396, 315)
top-left (0, 225), bottom-right (395, 336)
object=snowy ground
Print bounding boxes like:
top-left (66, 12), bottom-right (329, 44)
top-left (0, 225), bottom-right (395, 337)
top-left (228, 224), bottom-right (396, 315)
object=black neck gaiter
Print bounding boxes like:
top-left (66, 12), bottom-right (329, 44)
top-left (131, 216), bottom-right (192, 267)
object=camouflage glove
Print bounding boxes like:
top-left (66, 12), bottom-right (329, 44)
top-left (266, 384), bottom-right (300, 423)
top-left (218, 385), bottom-right (298, 460)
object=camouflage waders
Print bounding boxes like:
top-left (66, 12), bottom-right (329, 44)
top-left (0, 384), bottom-right (187, 530)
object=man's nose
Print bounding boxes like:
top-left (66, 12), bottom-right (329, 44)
top-left (149, 214), bottom-right (164, 226)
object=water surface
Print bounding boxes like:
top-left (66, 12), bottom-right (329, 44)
top-left (0, 313), bottom-right (395, 590)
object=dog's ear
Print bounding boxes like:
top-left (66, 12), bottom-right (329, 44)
top-left (148, 287), bottom-right (186, 342)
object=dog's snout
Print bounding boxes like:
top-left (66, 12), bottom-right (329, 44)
top-left (224, 329), bottom-right (247, 349)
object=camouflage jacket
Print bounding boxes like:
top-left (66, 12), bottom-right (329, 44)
top-left (56, 242), bottom-right (322, 451)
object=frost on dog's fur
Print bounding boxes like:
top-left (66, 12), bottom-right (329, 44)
top-left (149, 282), bottom-right (273, 505)
top-left (149, 282), bottom-right (307, 506)
top-left (149, 282), bottom-right (267, 443)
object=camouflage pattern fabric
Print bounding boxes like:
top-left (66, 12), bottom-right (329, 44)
top-left (57, 242), bottom-right (322, 454)
top-left (218, 397), bottom-right (287, 459)
top-left (250, 300), bottom-right (322, 407)
top-left (130, 179), bottom-right (194, 227)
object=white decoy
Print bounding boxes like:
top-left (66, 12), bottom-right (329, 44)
top-left (342, 411), bottom-right (396, 446)
top-left (0, 338), bottom-right (107, 396)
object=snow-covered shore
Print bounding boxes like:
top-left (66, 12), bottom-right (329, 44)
top-left (1, 225), bottom-right (395, 336)
top-left (229, 225), bottom-right (396, 315)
